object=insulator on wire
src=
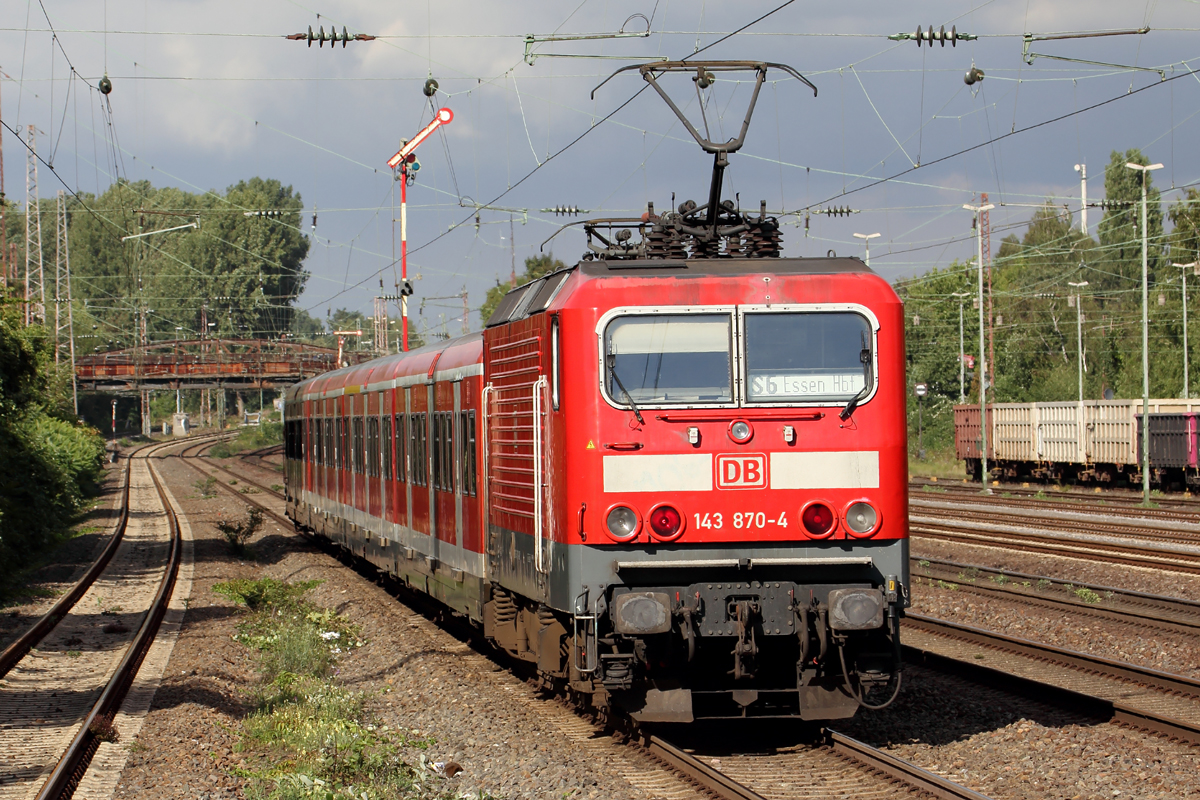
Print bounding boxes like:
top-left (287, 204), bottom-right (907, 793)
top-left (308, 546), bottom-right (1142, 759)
top-left (888, 25), bottom-right (977, 47)
top-left (423, 77), bottom-right (439, 97)
top-left (288, 26), bottom-right (376, 47)
top-left (542, 205), bottom-right (589, 217)
top-left (243, 210), bottom-right (284, 218)
top-left (964, 65), bottom-right (985, 86)
top-left (821, 205), bottom-right (857, 218)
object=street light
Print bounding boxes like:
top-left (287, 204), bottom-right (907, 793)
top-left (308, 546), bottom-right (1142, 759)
top-left (853, 232), bottom-right (881, 266)
top-left (1173, 261), bottom-right (1198, 398)
top-left (914, 383), bottom-right (928, 460)
top-left (1125, 161), bottom-right (1164, 506)
top-left (952, 291), bottom-right (971, 402)
top-left (1068, 280), bottom-right (1089, 403)
top-left (964, 202), bottom-right (995, 493)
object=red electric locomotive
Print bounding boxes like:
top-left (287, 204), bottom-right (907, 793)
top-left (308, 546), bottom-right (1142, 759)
top-left (284, 61), bottom-right (909, 722)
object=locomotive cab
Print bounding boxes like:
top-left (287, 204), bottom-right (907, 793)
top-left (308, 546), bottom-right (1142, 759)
top-left (481, 254), bottom-right (909, 722)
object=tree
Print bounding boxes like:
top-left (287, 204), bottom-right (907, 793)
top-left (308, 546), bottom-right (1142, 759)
top-left (478, 253), bottom-right (567, 325)
top-left (65, 177), bottom-right (309, 346)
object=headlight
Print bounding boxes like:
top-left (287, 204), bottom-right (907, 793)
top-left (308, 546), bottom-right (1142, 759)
top-left (801, 502), bottom-right (836, 538)
top-left (728, 419), bottom-right (753, 444)
top-left (844, 501), bottom-right (878, 536)
top-left (606, 505), bottom-right (640, 541)
top-left (648, 504), bottom-right (684, 541)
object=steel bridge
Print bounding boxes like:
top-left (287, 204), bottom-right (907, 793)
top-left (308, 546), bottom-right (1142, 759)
top-left (75, 338), bottom-right (370, 392)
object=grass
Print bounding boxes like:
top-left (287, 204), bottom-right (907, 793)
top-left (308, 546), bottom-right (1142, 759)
top-left (214, 578), bottom-right (473, 800)
top-left (908, 447), bottom-right (967, 481)
top-left (215, 508), bottom-right (264, 557)
top-left (193, 476), bottom-right (218, 499)
top-left (209, 422), bottom-right (283, 460)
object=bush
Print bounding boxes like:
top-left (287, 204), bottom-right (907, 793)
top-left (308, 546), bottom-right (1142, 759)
top-left (215, 508), bottom-right (265, 555)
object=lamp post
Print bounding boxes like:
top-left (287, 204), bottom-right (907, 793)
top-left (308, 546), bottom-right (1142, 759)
top-left (952, 291), bottom-right (970, 402)
top-left (964, 202), bottom-right (995, 493)
top-left (1173, 261), bottom-right (1198, 398)
top-left (853, 232), bottom-right (881, 266)
top-left (1125, 161), bottom-right (1163, 505)
top-left (914, 383), bottom-right (928, 460)
top-left (1068, 280), bottom-right (1089, 402)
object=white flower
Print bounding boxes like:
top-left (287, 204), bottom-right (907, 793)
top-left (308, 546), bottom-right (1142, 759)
top-left (320, 631), bottom-right (340, 640)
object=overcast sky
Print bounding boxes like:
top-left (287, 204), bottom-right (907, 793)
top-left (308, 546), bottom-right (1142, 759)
top-left (3, 1), bottom-right (1199, 335)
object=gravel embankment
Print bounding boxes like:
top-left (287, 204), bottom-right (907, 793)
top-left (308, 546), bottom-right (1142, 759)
top-left (111, 454), bottom-right (681, 800)
top-left (837, 663), bottom-right (1200, 800)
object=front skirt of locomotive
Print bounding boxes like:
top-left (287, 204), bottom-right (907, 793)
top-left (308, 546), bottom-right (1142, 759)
top-left (578, 543), bottom-right (908, 722)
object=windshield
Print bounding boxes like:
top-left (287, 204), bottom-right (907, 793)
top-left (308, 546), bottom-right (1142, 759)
top-left (743, 312), bottom-right (872, 403)
top-left (605, 314), bottom-right (733, 404)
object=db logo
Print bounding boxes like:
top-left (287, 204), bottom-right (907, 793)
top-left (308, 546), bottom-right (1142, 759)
top-left (716, 454), bottom-right (767, 489)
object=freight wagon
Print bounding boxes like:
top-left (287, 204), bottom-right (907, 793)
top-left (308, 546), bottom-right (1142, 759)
top-left (953, 401), bottom-right (1200, 488)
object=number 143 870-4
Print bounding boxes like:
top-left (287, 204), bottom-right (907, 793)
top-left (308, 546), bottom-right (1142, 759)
top-left (693, 511), bottom-right (788, 530)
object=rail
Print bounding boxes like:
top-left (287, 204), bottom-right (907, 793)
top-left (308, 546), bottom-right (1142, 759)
top-left (34, 445), bottom-right (185, 799)
top-left (904, 614), bottom-right (1200, 746)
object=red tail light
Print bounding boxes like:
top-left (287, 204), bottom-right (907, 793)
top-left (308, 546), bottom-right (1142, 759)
top-left (648, 504), bottom-right (684, 541)
top-left (801, 502), bottom-right (836, 538)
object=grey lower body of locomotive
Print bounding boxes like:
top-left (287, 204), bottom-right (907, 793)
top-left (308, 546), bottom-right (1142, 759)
top-left (288, 492), bottom-right (908, 721)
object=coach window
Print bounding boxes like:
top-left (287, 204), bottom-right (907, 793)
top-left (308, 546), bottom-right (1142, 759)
top-left (382, 414), bottom-right (393, 480)
top-left (459, 410), bottom-right (477, 496)
top-left (551, 315), bottom-right (561, 410)
top-left (603, 313), bottom-right (733, 406)
top-left (410, 413), bottom-right (427, 486)
top-left (742, 311), bottom-right (874, 404)
top-left (394, 413), bottom-right (407, 482)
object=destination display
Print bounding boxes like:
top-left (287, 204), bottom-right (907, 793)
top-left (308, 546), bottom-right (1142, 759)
top-left (747, 371), bottom-right (865, 400)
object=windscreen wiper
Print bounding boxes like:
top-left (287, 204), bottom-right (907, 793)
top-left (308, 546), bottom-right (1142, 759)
top-left (839, 336), bottom-right (873, 421)
top-left (607, 353), bottom-right (646, 425)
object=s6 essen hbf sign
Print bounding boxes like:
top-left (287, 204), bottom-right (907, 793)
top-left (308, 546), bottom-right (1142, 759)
top-left (715, 454), bottom-right (768, 489)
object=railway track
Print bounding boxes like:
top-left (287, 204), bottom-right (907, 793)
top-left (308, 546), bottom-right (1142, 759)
top-left (913, 556), bottom-right (1200, 634)
top-left (903, 614), bottom-right (1200, 746)
top-left (912, 496), bottom-right (1200, 547)
top-left (912, 477), bottom-right (1200, 512)
top-left (909, 512), bottom-right (1200, 575)
top-left (646, 731), bottom-right (993, 800)
top-left (0, 435), bottom-right (216, 799)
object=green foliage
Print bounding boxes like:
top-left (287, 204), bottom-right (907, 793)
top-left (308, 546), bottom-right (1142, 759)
top-left (213, 577), bottom-right (323, 611)
top-left (478, 253), bottom-right (567, 325)
top-left (217, 579), bottom-right (459, 800)
top-left (897, 147), bottom-right (1199, 460)
top-left (210, 421), bottom-right (282, 458)
top-left (0, 304), bottom-right (105, 587)
top-left (216, 508), bottom-right (265, 555)
top-left (65, 178), bottom-right (310, 343)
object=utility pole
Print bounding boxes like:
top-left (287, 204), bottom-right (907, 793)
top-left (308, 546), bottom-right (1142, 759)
top-left (952, 291), bottom-right (970, 402)
top-left (55, 191), bottom-right (78, 414)
top-left (853, 232), bottom-right (880, 266)
top-left (1126, 161), bottom-right (1163, 506)
top-left (1074, 163), bottom-right (1088, 235)
top-left (25, 126), bottom-right (45, 325)
top-left (981, 193), bottom-right (995, 400)
top-left (1068, 280), bottom-right (1088, 403)
top-left (965, 201), bottom-right (995, 494)
top-left (510, 215), bottom-right (517, 287)
top-left (0, 71), bottom-right (7, 288)
top-left (1174, 261), bottom-right (1198, 398)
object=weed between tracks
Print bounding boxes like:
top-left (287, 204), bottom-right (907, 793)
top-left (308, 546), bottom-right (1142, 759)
top-left (209, 423), bottom-right (283, 459)
top-left (215, 578), bottom-right (476, 800)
